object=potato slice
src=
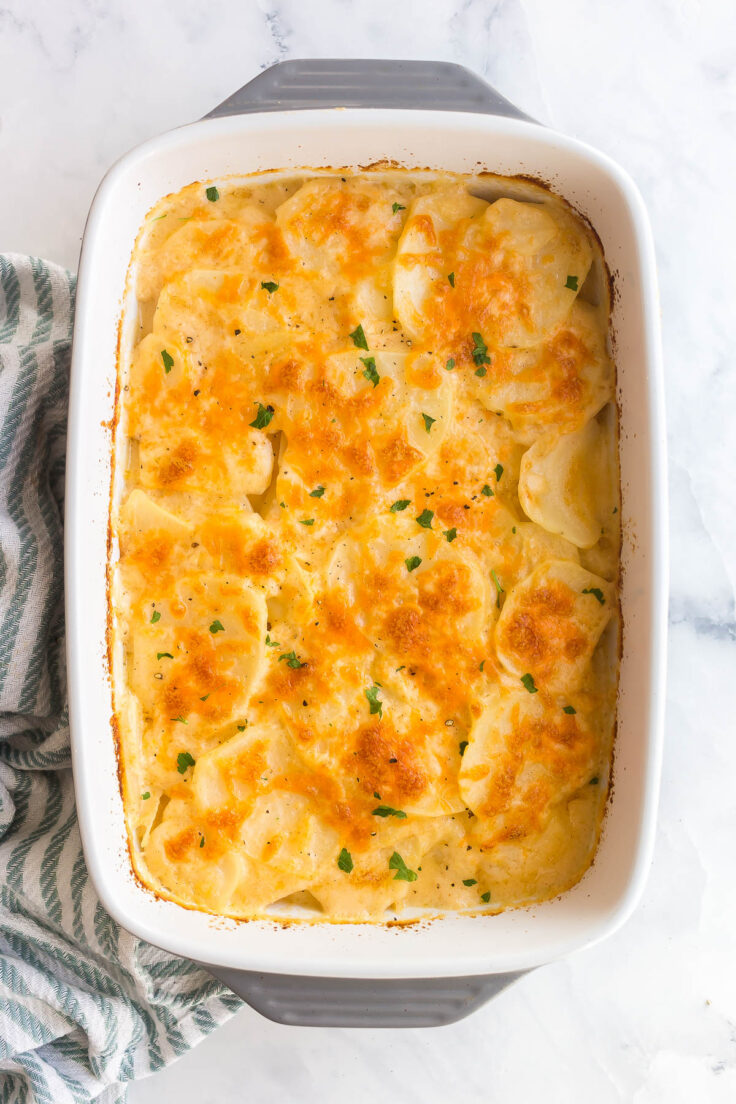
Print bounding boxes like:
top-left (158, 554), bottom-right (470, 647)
top-left (117, 490), bottom-right (194, 597)
top-left (469, 791), bottom-right (599, 906)
top-left (393, 187), bottom-right (488, 339)
top-left (471, 301), bottom-right (613, 443)
top-left (394, 194), bottom-right (592, 350)
top-left (276, 176), bottom-right (424, 328)
top-left (477, 199), bottom-right (592, 348)
top-left (144, 803), bottom-right (249, 912)
top-left (127, 323), bottom-right (275, 500)
top-left (137, 210), bottom-right (274, 302)
top-left (194, 722), bottom-right (339, 881)
top-left (518, 416), bottom-right (614, 548)
top-left (153, 268), bottom-right (345, 358)
top-left (311, 818), bottom-right (451, 920)
top-left (239, 791), bottom-right (339, 880)
top-left (193, 722), bottom-right (294, 810)
top-left (139, 428), bottom-right (273, 499)
top-left (513, 521), bottom-right (581, 574)
top-left (459, 687), bottom-right (598, 843)
top-left (127, 332), bottom-right (190, 398)
top-left (277, 346), bottom-right (453, 499)
top-left (494, 558), bottom-right (613, 693)
top-left (144, 794), bottom-right (311, 914)
top-left (128, 572), bottom-right (267, 725)
top-left (119, 489), bottom-right (192, 542)
top-left (326, 513), bottom-right (492, 650)
top-left (276, 176), bottom-right (407, 278)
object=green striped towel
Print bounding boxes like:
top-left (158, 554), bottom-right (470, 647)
top-left (0, 256), bottom-right (241, 1103)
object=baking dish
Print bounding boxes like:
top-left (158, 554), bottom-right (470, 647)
top-left (66, 59), bottom-right (666, 1027)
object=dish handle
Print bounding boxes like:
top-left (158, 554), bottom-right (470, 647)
top-left (204, 59), bottom-right (534, 121)
top-left (201, 966), bottom-right (527, 1028)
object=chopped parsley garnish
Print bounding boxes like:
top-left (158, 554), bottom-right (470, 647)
top-left (156, 652), bottom-right (173, 660)
top-left (161, 349), bottom-right (174, 374)
top-left (250, 402), bottom-right (275, 429)
top-left (445, 357), bottom-right (455, 371)
top-left (416, 508), bottom-right (433, 529)
top-left (583, 587), bottom-right (606, 605)
top-left (494, 463), bottom-right (504, 481)
top-left (565, 274), bottom-right (579, 291)
top-left (589, 776), bottom-right (599, 785)
top-left (471, 332), bottom-right (490, 367)
top-left (390, 499), bottom-right (411, 512)
top-left (142, 791), bottom-right (151, 800)
top-left (150, 611), bottom-right (161, 624)
top-left (389, 851), bottom-right (417, 882)
top-left (205, 186), bottom-right (219, 202)
top-left (563, 705), bottom-right (576, 715)
top-left (199, 836), bottom-right (205, 848)
top-left (463, 878), bottom-right (477, 886)
top-left (459, 741), bottom-right (469, 756)
top-left (261, 280), bottom-right (279, 294)
top-left (209, 619), bottom-right (225, 634)
top-left (444, 528), bottom-right (457, 543)
top-left (421, 413), bottom-right (436, 433)
top-left (479, 660), bottom-right (485, 672)
top-left (361, 355), bottom-right (380, 387)
top-left (481, 891), bottom-right (491, 903)
top-left (521, 673), bottom-right (538, 694)
top-left (309, 485), bottom-right (326, 498)
top-left (237, 724), bottom-right (247, 731)
top-left (338, 847), bottom-right (354, 873)
top-left (279, 651), bottom-right (305, 669)
top-left (448, 272), bottom-right (455, 287)
top-left (475, 366), bottom-right (487, 378)
top-left (481, 484), bottom-right (494, 497)
top-left (372, 806), bottom-right (407, 819)
top-left (299, 518), bottom-right (315, 526)
top-left (200, 694), bottom-right (210, 701)
top-left (405, 556), bottom-right (422, 572)
top-left (490, 569), bottom-right (504, 608)
top-left (349, 323), bottom-right (369, 350)
top-left (265, 634), bottom-right (280, 647)
top-left (176, 751), bottom-right (195, 773)
top-left (365, 684), bottom-right (383, 717)
top-left (173, 716), bottom-right (188, 725)
top-left (392, 202), bottom-right (406, 214)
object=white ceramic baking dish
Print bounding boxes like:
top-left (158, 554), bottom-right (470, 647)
top-left (66, 60), bottom-right (667, 1027)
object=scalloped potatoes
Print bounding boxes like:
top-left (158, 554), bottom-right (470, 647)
top-left (112, 171), bottom-right (619, 922)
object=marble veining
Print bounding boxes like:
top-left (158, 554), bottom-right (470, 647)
top-left (0, 0), bottom-right (734, 1100)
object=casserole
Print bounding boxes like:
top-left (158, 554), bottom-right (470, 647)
top-left (66, 59), bottom-right (666, 1026)
top-left (114, 168), bottom-right (620, 923)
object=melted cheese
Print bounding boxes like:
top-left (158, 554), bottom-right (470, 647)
top-left (112, 171), bottom-right (620, 922)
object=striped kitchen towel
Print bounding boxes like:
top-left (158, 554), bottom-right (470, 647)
top-left (0, 256), bottom-right (242, 1104)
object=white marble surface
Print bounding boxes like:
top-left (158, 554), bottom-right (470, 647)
top-left (2, 0), bottom-right (735, 1100)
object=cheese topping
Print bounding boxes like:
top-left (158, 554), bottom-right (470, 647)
top-left (112, 172), bottom-right (620, 921)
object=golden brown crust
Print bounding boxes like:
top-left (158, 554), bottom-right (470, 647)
top-left (110, 171), bottom-right (620, 922)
